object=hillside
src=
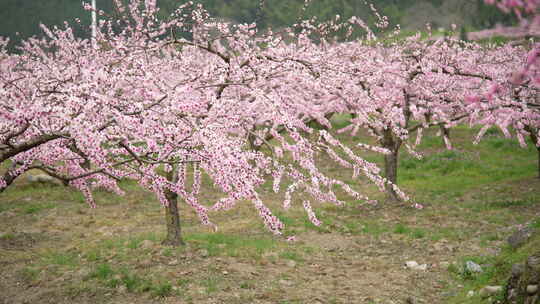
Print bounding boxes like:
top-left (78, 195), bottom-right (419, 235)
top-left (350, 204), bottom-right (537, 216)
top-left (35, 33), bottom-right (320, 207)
top-left (0, 0), bottom-right (514, 51)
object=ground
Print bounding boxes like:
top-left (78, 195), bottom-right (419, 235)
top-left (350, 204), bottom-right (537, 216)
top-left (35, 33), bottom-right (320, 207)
top-left (1, 125), bottom-right (539, 304)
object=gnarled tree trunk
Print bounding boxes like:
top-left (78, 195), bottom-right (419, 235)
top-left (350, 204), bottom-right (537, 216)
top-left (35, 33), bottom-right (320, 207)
top-left (161, 167), bottom-right (185, 247)
top-left (382, 129), bottom-right (402, 202)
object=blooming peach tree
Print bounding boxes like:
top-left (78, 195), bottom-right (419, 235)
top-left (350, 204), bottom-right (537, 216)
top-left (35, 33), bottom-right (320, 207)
top-left (475, 0), bottom-right (540, 177)
top-left (0, 0), bottom-right (398, 246)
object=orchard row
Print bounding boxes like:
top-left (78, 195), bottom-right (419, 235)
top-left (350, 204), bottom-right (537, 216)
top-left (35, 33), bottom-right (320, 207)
top-left (0, 0), bottom-right (538, 245)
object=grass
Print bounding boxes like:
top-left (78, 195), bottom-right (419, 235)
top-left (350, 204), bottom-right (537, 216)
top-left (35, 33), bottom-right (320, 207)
top-left (447, 232), bottom-right (540, 303)
top-left (0, 124), bottom-right (539, 303)
top-left (185, 232), bottom-right (277, 258)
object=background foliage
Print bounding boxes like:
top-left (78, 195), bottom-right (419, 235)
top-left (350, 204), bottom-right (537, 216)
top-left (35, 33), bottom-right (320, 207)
top-left (0, 0), bottom-right (515, 52)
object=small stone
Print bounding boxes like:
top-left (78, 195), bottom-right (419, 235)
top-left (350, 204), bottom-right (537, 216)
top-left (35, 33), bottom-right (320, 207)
top-left (467, 290), bottom-right (475, 297)
top-left (168, 259), bottom-right (178, 266)
top-left (139, 240), bottom-right (154, 249)
top-left (198, 249), bottom-right (209, 258)
top-left (511, 263), bottom-right (525, 276)
top-left (405, 296), bottom-right (416, 304)
top-left (479, 286), bottom-right (502, 298)
top-left (405, 261), bottom-right (419, 268)
top-left (117, 285), bottom-right (128, 294)
top-left (527, 285), bottom-right (538, 295)
top-left (411, 264), bottom-right (428, 271)
top-left (405, 261), bottom-right (427, 271)
top-left (507, 227), bottom-right (534, 249)
top-left (222, 271), bottom-right (229, 275)
top-left (465, 261), bottom-right (483, 273)
top-left (286, 260), bottom-right (297, 268)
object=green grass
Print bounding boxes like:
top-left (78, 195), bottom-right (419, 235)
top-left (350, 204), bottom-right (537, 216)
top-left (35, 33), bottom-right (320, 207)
top-left (279, 250), bottom-right (304, 262)
top-left (201, 276), bottom-right (220, 294)
top-left (185, 232), bottom-right (277, 258)
top-left (19, 202), bottom-right (56, 214)
top-left (44, 251), bottom-right (79, 267)
top-left (89, 263), bottom-right (114, 280)
top-left (151, 281), bottom-right (173, 298)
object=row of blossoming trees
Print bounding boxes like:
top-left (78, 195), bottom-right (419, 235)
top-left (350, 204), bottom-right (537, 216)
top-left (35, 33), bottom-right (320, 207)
top-left (0, 0), bottom-right (538, 246)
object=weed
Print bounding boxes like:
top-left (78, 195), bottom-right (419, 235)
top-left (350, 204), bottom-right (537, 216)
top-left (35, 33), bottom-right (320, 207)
top-left (411, 228), bottom-right (426, 239)
top-left (279, 250), bottom-right (303, 262)
top-left (18, 266), bottom-right (39, 283)
top-left (84, 249), bottom-right (102, 262)
top-left (152, 281), bottom-right (173, 298)
top-left (186, 233), bottom-right (276, 258)
top-left (45, 251), bottom-right (79, 267)
top-left (0, 232), bottom-right (15, 240)
top-left (20, 202), bottom-right (56, 214)
top-left (90, 263), bottom-right (114, 280)
top-left (393, 223), bottom-right (410, 234)
top-left (202, 276), bottom-right (220, 294)
top-left (177, 278), bottom-right (190, 287)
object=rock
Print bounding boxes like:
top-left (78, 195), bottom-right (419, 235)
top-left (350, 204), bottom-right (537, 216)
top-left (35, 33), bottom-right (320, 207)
top-left (139, 240), bottom-right (154, 249)
top-left (405, 296), bottom-right (416, 304)
top-left (198, 249), bottom-right (209, 258)
top-left (413, 264), bottom-right (428, 271)
top-left (527, 284), bottom-right (538, 295)
top-left (405, 261), bottom-right (427, 271)
top-left (405, 261), bottom-right (419, 268)
top-left (479, 285), bottom-right (502, 298)
top-left (512, 263), bottom-right (525, 276)
top-left (467, 290), bottom-right (475, 298)
top-left (465, 261), bottom-right (483, 273)
top-left (286, 260), bottom-right (297, 268)
top-left (507, 227), bottom-right (535, 249)
top-left (117, 285), bottom-right (128, 294)
top-left (168, 259), bottom-right (178, 266)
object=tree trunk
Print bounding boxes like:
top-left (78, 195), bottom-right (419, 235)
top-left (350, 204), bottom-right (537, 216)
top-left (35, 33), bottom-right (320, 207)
top-left (161, 168), bottom-right (185, 247)
top-left (527, 127), bottom-right (540, 179)
top-left (536, 146), bottom-right (540, 178)
top-left (382, 129), bottom-right (402, 202)
top-left (0, 162), bottom-right (22, 193)
top-left (384, 149), bottom-right (400, 201)
top-left (441, 126), bottom-right (450, 140)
